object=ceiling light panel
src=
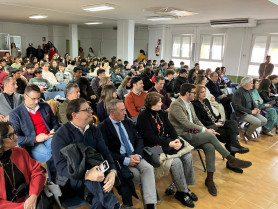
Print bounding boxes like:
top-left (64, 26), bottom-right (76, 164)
top-left (146, 16), bottom-right (176, 21)
top-left (83, 4), bottom-right (115, 12)
top-left (29, 15), bottom-right (48, 19)
top-left (85, 22), bottom-right (103, 25)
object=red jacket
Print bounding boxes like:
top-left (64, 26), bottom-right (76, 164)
top-left (0, 147), bottom-right (46, 209)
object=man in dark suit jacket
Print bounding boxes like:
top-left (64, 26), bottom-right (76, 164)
top-left (259, 55), bottom-right (274, 79)
top-left (9, 84), bottom-right (60, 162)
top-left (98, 99), bottom-right (157, 209)
top-left (206, 72), bottom-right (232, 119)
top-left (0, 77), bottom-right (24, 121)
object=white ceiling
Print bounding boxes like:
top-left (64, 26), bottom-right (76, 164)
top-left (0, 0), bottom-right (278, 28)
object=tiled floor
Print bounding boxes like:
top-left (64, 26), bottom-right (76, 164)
top-left (127, 135), bottom-right (278, 209)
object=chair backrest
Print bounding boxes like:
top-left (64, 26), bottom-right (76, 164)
top-left (44, 91), bottom-right (65, 101)
top-left (230, 102), bottom-right (235, 112)
top-left (54, 83), bottom-right (67, 91)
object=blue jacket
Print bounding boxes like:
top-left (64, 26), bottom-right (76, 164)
top-left (52, 122), bottom-right (116, 179)
top-left (9, 102), bottom-right (60, 148)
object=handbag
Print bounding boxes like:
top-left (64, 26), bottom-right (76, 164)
top-left (143, 146), bottom-right (163, 168)
top-left (11, 183), bottom-right (53, 209)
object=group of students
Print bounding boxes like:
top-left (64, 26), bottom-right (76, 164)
top-left (0, 51), bottom-right (276, 209)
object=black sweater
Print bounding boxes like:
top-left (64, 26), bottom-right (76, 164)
top-left (136, 108), bottom-right (178, 148)
top-left (192, 99), bottom-right (220, 127)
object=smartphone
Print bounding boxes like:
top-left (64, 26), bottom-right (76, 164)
top-left (97, 160), bottom-right (109, 173)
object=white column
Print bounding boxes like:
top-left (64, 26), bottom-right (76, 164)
top-left (69, 24), bottom-right (78, 58)
top-left (117, 20), bottom-right (135, 64)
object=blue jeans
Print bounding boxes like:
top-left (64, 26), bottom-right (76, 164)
top-left (31, 138), bottom-right (52, 162)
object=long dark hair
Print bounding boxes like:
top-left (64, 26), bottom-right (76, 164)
top-left (0, 121), bottom-right (13, 157)
top-left (258, 79), bottom-right (271, 93)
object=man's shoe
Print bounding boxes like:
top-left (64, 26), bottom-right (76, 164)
top-left (174, 192), bottom-right (195, 208)
top-left (230, 146), bottom-right (249, 154)
top-left (187, 189), bottom-right (198, 201)
top-left (262, 131), bottom-right (273, 136)
top-left (226, 161), bottom-right (243, 173)
top-left (205, 178), bottom-right (217, 196)
top-left (227, 155), bottom-right (252, 169)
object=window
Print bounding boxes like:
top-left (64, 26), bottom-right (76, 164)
top-left (248, 35), bottom-right (278, 76)
top-left (10, 36), bottom-right (21, 51)
top-left (0, 33), bottom-right (10, 51)
top-left (171, 35), bottom-right (192, 67)
top-left (199, 34), bottom-right (225, 70)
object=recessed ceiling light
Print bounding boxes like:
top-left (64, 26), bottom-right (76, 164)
top-left (269, 0), bottom-right (278, 5)
top-left (85, 22), bottom-right (103, 25)
top-left (29, 15), bottom-right (48, 19)
top-left (146, 16), bottom-right (176, 21)
top-left (83, 4), bottom-right (115, 12)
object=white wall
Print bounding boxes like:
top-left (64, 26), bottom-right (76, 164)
top-left (148, 20), bottom-right (278, 77)
top-left (0, 22), bottom-right (149, 62)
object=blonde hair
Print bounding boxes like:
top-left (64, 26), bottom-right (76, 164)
top-left (99, 85), bottom-right (116, 110)
top-left (194, 84), bottom-right (206, 100)
top-left (99, 76), bottom-right (111, 88)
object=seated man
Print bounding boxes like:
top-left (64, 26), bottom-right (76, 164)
top-left (9, 84), bottom-right (60, 162)
top-left (91, 68), bottom-right (106, 93)
top-left (206, 72), bottom-right (232, 119)
top-left (57, 83), bottom-right (80, 124)
top-left (98, 99), bottom-right (157, 209)
top-left (22, 63), bottom-right (35, 81)
top-left (168, 83), bottom-right (252, 196)
top-left (52, 98), bottom-right (119, 208)
top-left (29, 69), bottom-right (52, 92)
top-left (148, 76), bottom-right (172, 112)
top-left (111, 65), bottom-right (124, 88)
top-left (55, 62), bottom-right (72, 83)
top-left (173, 68), bottom-right (188, 95)
top-left (232, 76), bottom-right (267, 141)
top-left (0, 77), bottom-right (24, 121)
top-left (10, 68), bottom-right (27, 94)
top-left (124, 76), bottom-right (147, 122)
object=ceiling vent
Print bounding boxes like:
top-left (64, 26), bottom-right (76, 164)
top-left (210, 18), bottom-right (257, 28)
top-left (144, 7), bottom-right (198, 17)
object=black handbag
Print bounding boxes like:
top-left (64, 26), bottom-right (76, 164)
top-left (143, 146), bottom-right (163, 168)
top-left (11, 183), bottom-right (53, 209)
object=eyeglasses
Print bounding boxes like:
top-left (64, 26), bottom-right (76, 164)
top-left (3, 131), bottom-right (17, 140)
top-left (26, 94), bottom-right (40, 101)
top-left (79, 107), bottom-right (92, 113)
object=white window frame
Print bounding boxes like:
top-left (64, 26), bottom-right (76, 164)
top-left (171, 34), bottom-right (192, 66)
top-left (248, 34), bottom-right (278, 76)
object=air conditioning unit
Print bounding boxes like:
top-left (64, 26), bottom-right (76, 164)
top-left (210, 18), bottom-right (257, 28)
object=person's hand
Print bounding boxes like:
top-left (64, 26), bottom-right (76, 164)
top-left (270, 93), bottom-right (275, 96)
top-left (24, 194), bottom-right (37, 209)
top-left (49, 129), bottom-right (55, 135)
top-left (90, 95), bottom-right (96, 100)
top-left (205, 128), bottom-right (220, 135)
top-left (169, 139), bottom-right (182, 150)
top-left (3, 115), bottom-right (9, 122)
top-left (103, 172), bottom-right (116, 193)
top-left (128, 156), bottom-right (140, 167)
top-left (215, 122), bottom-right (224, 127)
top-left (0, 114), bottom-right (5, 122)
top-left (210, 97), bottom-right (215, 102)
top-left (132, 154), bottom-right (141, 162)
top-left (252, 108), bottom-right (260, 115)
top-left (39, 88), bottom-right (45, 93)
top-left (85, 166), bottom-right (105, 182)
top-left (222, 94), bottom-right (227, 98)
top-left (164, 108), bottom-right (169, 112)
top-left (36, 133), bottom-right (52, 142)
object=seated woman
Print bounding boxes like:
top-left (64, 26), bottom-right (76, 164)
top-left (117, 76), bottom-right (132, 101)
top-left (252, 79), bottom-right (278, 135)
top-left (97, 85), bottom-right (117, 122)
top-left (0, 121), bottom-right (46, 209)
top-left (258, 79), bottom-right (278, 114)
top-left (137, 92), bottom-right (198, 208)
top-left (187, 69), bottom-right (197, 84)
top-left (192, 85), bottom-right (249, 173)
top-left (97, 76), bottom-right (112, 98)
top-left (194, 75), bottom-right (226, 121)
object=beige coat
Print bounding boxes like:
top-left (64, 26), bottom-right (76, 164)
top-left (168, 97), bottom-right (204, 136)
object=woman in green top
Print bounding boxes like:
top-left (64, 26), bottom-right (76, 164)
top-left (251, 79), bottom-right (278, 135)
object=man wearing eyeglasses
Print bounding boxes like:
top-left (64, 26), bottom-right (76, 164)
top-left (9, 84), bottom-right (60, 162)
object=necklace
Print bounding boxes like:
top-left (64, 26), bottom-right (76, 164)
top-left (151, 113), bottom-right (165, 136)
top-left (0, 161), bottom-right (17, 194)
